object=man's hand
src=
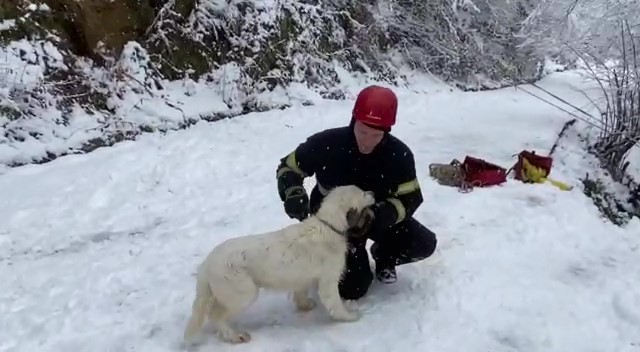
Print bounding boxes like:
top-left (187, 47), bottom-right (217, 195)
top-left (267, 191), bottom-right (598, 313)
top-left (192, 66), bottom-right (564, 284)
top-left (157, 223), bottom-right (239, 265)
top-left (362, 201), bottom-right (398, 242)
top-left (346, 207), bottom-right (375, 239)
top-left (283, 186), bottom-right (309, 221)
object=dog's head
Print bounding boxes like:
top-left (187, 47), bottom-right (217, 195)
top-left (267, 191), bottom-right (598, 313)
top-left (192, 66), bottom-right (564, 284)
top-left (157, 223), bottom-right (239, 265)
top-left (318, 185), bottom-right (376, 237)
top-left (346, 206), bottom-right (374, 238)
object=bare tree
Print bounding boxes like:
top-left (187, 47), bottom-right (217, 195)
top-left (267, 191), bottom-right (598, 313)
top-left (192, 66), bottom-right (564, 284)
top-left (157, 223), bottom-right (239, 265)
top-left (518, 0), bottom-right (640, 63)
top-left (578, 20), bottom-right (640, 182)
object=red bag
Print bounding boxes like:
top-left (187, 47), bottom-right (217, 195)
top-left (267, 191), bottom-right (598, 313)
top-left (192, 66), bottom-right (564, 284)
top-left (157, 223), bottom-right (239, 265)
top-left (461, 156), bottom-right (508, 187)
top-left (512, 150), bottom-right (553, 182)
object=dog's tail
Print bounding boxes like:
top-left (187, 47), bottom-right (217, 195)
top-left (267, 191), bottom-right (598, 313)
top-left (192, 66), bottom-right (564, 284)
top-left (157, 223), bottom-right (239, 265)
top-left (183, 273), bottom-right (214, 342)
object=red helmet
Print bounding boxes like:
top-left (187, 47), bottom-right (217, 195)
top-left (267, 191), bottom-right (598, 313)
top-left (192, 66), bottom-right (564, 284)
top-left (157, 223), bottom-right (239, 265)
top-left (352, 85), bottom-right (398, 131)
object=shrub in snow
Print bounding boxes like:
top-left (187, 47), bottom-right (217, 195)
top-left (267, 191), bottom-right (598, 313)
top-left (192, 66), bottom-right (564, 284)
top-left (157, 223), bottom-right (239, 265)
top-left (575, 21), bottom-right (639, 223)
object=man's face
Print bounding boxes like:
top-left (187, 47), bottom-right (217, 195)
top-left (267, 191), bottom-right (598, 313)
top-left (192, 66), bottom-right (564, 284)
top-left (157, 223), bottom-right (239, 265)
top-left (353, 120), bottom-right (385, 154)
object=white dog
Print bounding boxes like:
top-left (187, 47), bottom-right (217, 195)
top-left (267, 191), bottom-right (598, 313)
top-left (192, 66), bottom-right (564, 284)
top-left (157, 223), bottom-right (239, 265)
top-left (183, 185), bottom-right (376, 344)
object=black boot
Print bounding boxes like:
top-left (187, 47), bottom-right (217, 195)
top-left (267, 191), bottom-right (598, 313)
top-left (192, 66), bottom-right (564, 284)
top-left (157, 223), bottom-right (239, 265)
top-left (370, 243), bottom-right (397, 284)
top-left (368, 218), bottom-right (438, 284)
top-left (376, 265), bottom-right (398, 284)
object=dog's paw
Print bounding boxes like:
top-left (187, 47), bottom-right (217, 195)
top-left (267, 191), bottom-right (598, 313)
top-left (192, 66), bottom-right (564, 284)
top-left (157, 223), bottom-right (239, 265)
top-left (296, 298), bottom-right (317, 312)
top-left (234, 331), bottom-right (252, 343)
top-left (331, 310), bottom-right (360, 322)
top-left (220, 331), bottom-right (251, 344)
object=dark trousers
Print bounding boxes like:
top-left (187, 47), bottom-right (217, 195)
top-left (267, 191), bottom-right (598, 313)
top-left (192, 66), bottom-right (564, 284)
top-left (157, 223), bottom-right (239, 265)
top-left (338, 217), bottom-right (438, 300)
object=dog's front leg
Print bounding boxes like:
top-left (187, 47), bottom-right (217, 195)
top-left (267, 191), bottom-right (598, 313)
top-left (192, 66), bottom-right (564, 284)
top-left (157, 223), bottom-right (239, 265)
top-left (317, 277), bottom-right (360, 322)
top-left (293, 288), bottom-right (317, 311)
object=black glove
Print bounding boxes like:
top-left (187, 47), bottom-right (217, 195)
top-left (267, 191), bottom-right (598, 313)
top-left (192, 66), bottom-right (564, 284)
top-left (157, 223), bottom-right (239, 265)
top-left (363, 201), bottom-right (398, 242)
top-left (283, 186), bottom-right (309, 221)
top-left (346, 206), bottom-right (375, 239)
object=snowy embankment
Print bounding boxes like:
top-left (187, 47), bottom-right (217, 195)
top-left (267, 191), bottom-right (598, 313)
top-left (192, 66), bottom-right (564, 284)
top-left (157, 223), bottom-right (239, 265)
top-left (0, 37), bottom-right (319, 169)
top-left (1, 70), bottom-right (639, 352)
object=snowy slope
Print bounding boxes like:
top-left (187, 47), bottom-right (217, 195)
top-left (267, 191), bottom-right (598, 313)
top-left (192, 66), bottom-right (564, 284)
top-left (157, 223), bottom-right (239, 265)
top-left (1, 70), bottom-right (640, 352)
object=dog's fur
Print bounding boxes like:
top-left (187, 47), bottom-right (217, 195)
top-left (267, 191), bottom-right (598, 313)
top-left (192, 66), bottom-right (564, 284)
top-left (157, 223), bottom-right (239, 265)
top-left (183, 185), bottom-right (376, 344)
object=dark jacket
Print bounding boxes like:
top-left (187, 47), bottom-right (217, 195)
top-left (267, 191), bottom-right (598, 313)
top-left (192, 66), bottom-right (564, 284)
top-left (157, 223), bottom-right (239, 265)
top-left (276, 122), bottom-right (423, 237)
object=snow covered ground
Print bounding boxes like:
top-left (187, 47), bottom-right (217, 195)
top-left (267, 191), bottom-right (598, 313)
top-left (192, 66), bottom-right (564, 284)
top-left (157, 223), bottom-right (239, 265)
top-left (1, 70), bottom-right (640, 352)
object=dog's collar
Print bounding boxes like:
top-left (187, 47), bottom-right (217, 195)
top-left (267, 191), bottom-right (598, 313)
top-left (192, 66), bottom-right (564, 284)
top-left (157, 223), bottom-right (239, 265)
top-left (315, 216), bottom-right (347, 235)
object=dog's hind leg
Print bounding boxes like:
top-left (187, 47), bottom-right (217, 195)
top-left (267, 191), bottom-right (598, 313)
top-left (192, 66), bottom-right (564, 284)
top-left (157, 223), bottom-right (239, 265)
top-left (209, 273), bottom-right (258, 344)
top-left (317, 277), bottom-right (360, 322)
top-left (293, 288), bottom-right (317, 311)
top-left (183, 274), bottom-right (213, 343)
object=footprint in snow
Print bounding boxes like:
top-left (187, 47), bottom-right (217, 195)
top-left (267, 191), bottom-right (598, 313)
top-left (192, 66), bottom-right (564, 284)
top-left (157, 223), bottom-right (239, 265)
top-left (145, 324), bottom-right (162, 338)
top-left (559, 261), bottom-right (601, 288)
top-left (489, 329), bottom-right (533, 351)
top-left (523, 194), bottom-right (547, 207)
top-left (566, 263), bottom-right (595, 280)
top-left (612, 291), bottom-right (640, 327)
top-left (599, 255), bottom-right (618, 268)
top-left (212, 217), bottom-right (233, 228)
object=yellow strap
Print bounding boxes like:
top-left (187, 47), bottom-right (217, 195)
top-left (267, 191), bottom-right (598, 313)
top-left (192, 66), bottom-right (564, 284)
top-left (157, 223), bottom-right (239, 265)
top-left (521, 157), bottom-right (573, 191)
top-left (386, 198), bottom-right (406, 224)
top-left (546, 177), bottom-right (573, 191)
top-left (283, 152), bottom-right (307, 177)
top-left (394, 178), bottom-right (421, 196)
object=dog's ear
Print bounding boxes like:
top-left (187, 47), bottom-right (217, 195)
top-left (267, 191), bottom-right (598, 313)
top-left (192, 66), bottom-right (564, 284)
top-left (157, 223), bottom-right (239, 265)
top-left (346, 207), bottom-right (374, 238)
top-left (346, 207), bottom-right (360, 228)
